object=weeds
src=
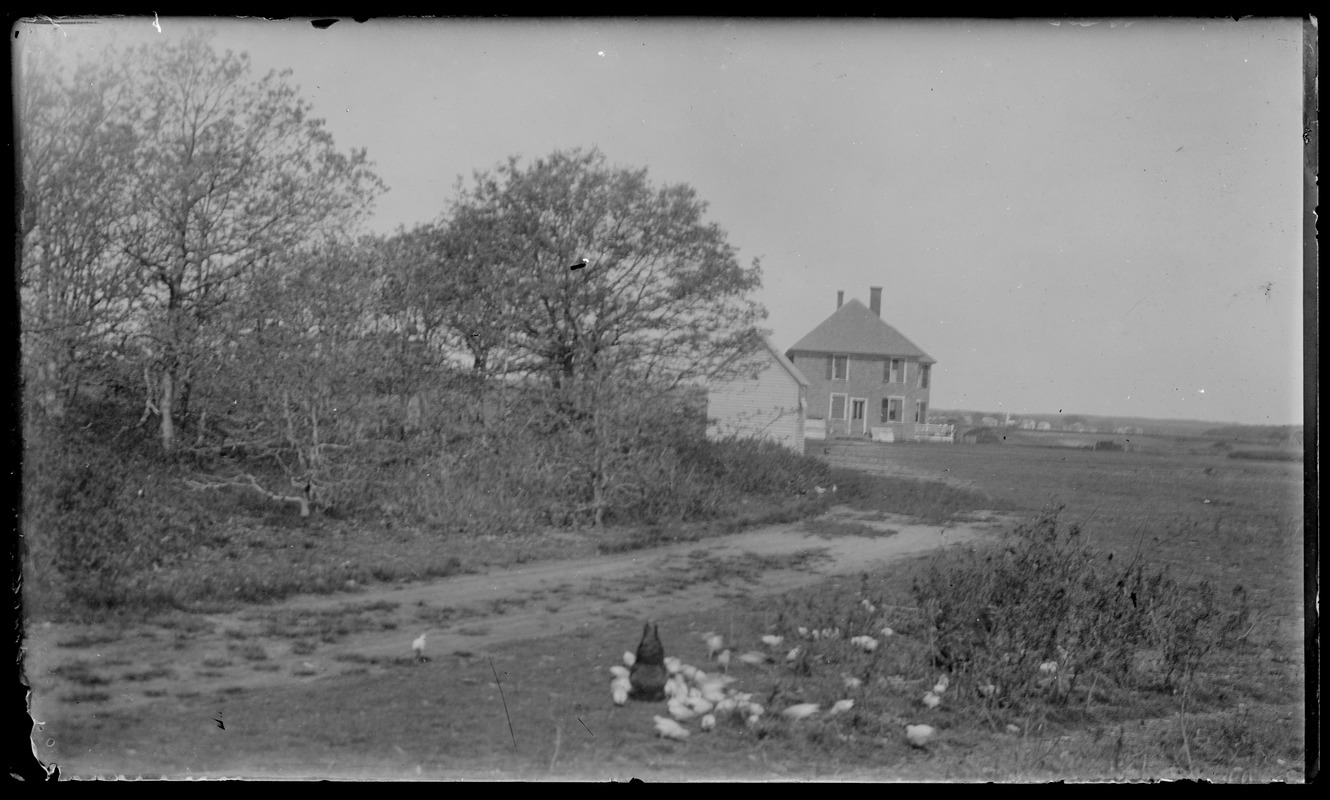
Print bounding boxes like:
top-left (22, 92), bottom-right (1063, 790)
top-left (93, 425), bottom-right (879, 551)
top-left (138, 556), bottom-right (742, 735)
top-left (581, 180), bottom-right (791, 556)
top-left (909, 507), bottom-right (1253, 726)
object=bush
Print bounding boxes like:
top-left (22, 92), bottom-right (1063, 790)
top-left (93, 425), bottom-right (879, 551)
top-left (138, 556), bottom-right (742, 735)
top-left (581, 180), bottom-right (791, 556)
top-left (910, 508), bottom-right (1251, 725)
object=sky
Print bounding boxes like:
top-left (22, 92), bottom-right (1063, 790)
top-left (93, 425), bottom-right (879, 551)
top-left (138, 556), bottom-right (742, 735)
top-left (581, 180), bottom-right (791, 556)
top-left (14, 16), bottom-right (1308, 426)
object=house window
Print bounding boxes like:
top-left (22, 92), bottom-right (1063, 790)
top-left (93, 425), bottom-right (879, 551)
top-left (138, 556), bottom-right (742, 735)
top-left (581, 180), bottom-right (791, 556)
top-left (886, 358), bottom-right (903, 383)
top-left (851, 399), bottom-right (865, 421)
top-left (882, 397), bottom-right (903, 423)
top-left (920, 364), bottom-right (930, 389)
top-left (915, 401), bottom-right (929, 423)
top-left (830, 355), bottom-right (848, 380)
top-left (830, 393), bottom-right (847, 420)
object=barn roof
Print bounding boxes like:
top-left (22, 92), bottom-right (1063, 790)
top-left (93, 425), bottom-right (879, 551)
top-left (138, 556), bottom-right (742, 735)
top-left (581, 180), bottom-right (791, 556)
top-left (711, 336), bottom-right (809, 388)
top-left (786, 299), bottom-right (935, 362)
top-left (763, 336), bottom-right (811, 388)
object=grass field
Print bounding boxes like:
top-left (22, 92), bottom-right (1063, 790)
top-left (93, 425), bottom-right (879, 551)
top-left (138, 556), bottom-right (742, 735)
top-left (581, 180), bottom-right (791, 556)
top-left (25, 439), bottom-right (1307, 781)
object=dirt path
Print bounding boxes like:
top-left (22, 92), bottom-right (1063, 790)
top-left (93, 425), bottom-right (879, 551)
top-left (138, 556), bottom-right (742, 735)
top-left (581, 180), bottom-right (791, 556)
top-left (24, 506), bottom-right (1016, 736)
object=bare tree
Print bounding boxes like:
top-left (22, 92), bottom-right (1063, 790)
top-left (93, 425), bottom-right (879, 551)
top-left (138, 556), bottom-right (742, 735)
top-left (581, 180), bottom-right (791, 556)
top-left (117, 31), bottom-right (384, 453)
top-left (17, 48), bottom-right (141, 418)
top-left (189, 236), bottom-right (392, 515)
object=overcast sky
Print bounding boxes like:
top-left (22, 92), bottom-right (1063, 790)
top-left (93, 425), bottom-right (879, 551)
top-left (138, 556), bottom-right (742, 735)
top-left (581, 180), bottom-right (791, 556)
top-left (15, 16), bottom-right (1307, 426)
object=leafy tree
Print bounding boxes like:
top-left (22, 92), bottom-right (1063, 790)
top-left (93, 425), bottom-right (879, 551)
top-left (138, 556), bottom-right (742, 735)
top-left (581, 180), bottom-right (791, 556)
top-left (17, 47), bottom-right (141, 418)
top-left (409, 148), bottom-right (767, 389)
top-left (115, 31), bottom-right (384, 452)
top-left (406, 148), bottom-right (767, 524)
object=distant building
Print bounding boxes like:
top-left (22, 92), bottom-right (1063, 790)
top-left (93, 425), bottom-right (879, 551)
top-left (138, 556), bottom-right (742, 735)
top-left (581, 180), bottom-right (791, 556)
top-left (1036, 421), bottom-right (1053, 431)
top-left (1019, 419), bottom-right (1037, 430)
top-left (785, 288), bottom-right (944, 442)
top-left (707, 336), bottom-right (809, 452)
top-left (981, 416), bottom-right (1000, 426)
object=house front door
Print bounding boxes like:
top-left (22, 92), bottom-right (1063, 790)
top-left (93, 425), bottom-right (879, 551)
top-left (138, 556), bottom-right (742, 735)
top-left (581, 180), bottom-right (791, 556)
top-left (851, 398), bottom-right (866, 436)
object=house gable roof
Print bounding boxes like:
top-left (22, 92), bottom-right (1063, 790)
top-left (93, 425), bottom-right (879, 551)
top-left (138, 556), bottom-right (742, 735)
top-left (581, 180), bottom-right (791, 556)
top-left (786, 299), bottom-right (935, 363)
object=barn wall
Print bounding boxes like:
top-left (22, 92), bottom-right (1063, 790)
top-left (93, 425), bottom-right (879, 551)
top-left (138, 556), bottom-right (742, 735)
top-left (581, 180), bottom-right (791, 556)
top-left (706, 351), bottom-right (804, 452)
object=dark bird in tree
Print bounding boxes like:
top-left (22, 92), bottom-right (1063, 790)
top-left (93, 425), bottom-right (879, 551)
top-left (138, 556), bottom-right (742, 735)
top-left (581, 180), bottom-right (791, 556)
top-left (629, 621), bottom-right (668, 701)
top-left (569, 257), bottom-right (589, 270)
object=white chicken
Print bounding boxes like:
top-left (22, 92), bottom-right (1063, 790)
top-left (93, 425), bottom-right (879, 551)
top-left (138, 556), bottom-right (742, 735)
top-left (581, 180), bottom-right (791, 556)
top-left (611, 680), bottom-right (629, 706)
top-left (786, 647), bottom-right (801, 662)
top-left (782, 703), bottom-right (820, 720)
top-left (933, 674), bottom-right (950, 695)
top-left (829, 699), bottom-right (854, 715)
top-left (664, 656), bottom-right (682, 675)
top-left (699, 682), bottom-right (729, 705)
top-left (703, 632), bottom-right (725, 659)
top-left (412, 632), bottom-right (427, 661)
top-left (700, 714), bottom-right (716, 731)
top-left (623, 650), bottom-right (637, 668)
top-left (922, 691), bottom-right (942, 708)
top-left (685, 695), bottom-right (715, 715)
top-left (738, 651), bottom-right (770, 666)
top-left (843, 675), bottom-right (864, 691)
top-left (761, 634), bottom-right (784, 648)
top-left (653, 716), bottom-right (690, 740)
top-left (717, 650), bottom-right (731, 672)
top-left (668, 698), bottom-right (699, 721)
top-left (609, 665), bottom-right (630, 680)
top-left (905, 724), bottom-right (936, 748)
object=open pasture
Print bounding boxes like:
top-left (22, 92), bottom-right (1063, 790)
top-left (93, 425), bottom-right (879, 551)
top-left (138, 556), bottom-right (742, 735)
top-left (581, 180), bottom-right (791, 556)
top-left (822, 440), bottom-right (1305, 611)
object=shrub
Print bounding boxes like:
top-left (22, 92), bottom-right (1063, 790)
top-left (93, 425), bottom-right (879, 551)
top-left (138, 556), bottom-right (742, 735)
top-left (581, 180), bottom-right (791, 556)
top-left (910, 508), bottom-right (1251, 725)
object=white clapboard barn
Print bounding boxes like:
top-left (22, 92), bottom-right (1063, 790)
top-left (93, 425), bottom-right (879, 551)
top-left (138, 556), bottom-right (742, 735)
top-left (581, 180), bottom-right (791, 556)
top-left (706, 336), bottom-right (810, 452)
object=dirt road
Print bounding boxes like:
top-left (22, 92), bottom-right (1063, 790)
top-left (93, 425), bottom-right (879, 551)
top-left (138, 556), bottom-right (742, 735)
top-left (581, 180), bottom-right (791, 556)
top-left (23, 505), bottom-right (1015, 764)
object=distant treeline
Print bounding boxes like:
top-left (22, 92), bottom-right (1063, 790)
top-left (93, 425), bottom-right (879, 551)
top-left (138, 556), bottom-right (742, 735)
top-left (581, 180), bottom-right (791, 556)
top-left (1204, 425), bottom-right (1304, 444)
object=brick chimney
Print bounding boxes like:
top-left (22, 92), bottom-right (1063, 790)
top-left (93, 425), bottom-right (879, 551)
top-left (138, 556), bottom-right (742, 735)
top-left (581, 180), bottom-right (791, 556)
top-left (837, 290), bottom-right (844, 309)
top-left (870, 286), bottom-right (882, 317)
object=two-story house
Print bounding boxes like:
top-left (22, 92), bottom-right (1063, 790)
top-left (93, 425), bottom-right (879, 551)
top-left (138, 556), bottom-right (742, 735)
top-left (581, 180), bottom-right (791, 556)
top-left (786, 287), bottom-right (937, 441)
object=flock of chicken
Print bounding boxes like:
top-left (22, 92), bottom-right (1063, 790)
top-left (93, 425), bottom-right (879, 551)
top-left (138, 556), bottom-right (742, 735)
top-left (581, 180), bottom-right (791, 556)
top-left (609, 621), bottom-right (939, 750)
top-left (409, 616), bottom-right (1064, 753)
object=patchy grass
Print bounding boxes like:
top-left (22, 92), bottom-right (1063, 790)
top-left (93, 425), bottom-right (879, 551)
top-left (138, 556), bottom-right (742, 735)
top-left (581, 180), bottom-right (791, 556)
top-left (50, 660), bottom-right (112, 687)
top-left (45, 580), bottom-right (1300, 781)
top-left (30, 440), bottom-right (1303, 781)
top-left (55, 631), bottom-right (123, 649)
top-left (239, 600), bottom-right (404, 645)
top-left (226, 643), bottom-right (269, 662)
top-left (61, 691), bottom-right (111, 705)
top-left (829, 467), bottom-right (1009, 524)
top-left (121, 666), bottom-right (177, 682)
top-left (582, 549), bottom-right (834, 603)
top-left (800, 519), bottom-right (893, 539)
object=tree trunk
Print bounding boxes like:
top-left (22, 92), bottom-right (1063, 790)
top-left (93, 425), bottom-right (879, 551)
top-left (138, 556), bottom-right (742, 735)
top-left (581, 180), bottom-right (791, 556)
top-left (159, 367), bottom-right (176, 453)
